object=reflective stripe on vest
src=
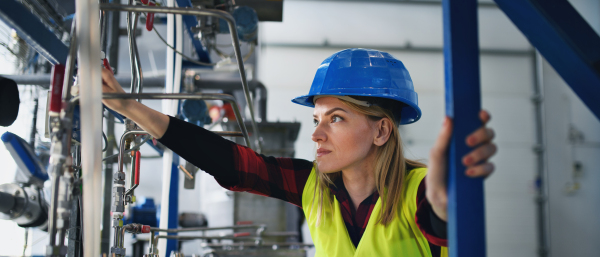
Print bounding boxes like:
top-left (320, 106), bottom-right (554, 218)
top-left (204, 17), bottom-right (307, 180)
top-left (302, 167), bottom-right (448, 257)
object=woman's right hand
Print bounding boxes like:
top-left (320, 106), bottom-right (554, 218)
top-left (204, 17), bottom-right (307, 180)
top-left (101, 67), bottom-right (131, 112)
top-left (100, 67), bottom-right (170, 138)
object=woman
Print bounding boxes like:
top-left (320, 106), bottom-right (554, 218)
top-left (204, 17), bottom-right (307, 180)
top-left (101, 48), bottom-right (496, 257)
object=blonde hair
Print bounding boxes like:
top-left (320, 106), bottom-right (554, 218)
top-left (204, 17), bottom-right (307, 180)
top-left (310, 97), bottom-right (426, 226)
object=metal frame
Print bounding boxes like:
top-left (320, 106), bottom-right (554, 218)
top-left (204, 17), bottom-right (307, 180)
top-left (493, 0), bottom-right (600, 120)
top-left (100, 3), bottom-right (263, 153)
top-left (443, 0), bottom-right (486, 256)
top-left (0, 0), bottom-right (69, 65)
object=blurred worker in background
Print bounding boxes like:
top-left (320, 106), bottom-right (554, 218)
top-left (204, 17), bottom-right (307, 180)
top-left (101, 48), bottom-right (497, 257)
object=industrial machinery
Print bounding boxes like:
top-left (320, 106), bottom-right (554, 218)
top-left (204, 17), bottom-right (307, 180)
top-left (0, 0), bottom-right (312, 256)
top-left (0, 132), bottom-right (50, 231)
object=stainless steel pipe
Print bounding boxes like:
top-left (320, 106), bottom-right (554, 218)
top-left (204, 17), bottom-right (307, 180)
top-left (118, 130), bottom-right (147, 174)
top-left (149, 224), bottom-right (265, 233)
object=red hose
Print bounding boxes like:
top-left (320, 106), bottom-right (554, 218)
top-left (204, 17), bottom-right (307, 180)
top-left (49, 64), bottom-right (65, 113)
top-left (135, 151), bottom-right (141, 185)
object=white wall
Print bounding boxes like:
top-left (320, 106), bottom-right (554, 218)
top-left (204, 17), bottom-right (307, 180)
top-left (542, 0), bottom-right (600, 256)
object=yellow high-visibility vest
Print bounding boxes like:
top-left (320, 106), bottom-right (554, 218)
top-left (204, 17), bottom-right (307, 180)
top-left (302, 167), bottom-right (448, 257)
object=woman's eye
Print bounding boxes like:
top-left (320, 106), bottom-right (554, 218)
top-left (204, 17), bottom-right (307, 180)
top-left (313, 119), bottom-right (319, 127)
top-left (332, 116), bottom-right (343, 123)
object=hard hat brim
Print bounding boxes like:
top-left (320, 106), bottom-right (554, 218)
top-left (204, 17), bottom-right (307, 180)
top-left (291, 92), bottom-right (422, 125)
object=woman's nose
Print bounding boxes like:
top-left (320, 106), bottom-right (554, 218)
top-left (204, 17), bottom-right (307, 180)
top-left (311, 124), bottom-right (327, 143)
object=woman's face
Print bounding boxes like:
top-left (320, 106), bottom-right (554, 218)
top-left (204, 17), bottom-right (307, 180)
top-left (312, 97), bottom-right (378, 173)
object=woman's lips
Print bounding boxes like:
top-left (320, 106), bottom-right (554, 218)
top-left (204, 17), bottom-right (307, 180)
top-left (317, 148), bottom-right (331, 157)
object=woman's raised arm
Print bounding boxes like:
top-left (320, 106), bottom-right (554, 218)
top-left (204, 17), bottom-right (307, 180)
top-left (101, 67), bottom-right (170, 139)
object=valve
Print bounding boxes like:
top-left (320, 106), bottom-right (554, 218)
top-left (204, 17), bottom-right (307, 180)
top-left (140, 0), bottom-right (156, 31)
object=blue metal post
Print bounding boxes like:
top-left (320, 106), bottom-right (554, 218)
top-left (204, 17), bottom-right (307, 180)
top-left (175, 0), bottom-right (211, 64)
top-left (0, 0), bottom-right (68, 65)
top-left (166, 155), bottom-right (180, 255)
top-left (494, 0), bottom-right (600, 121)
top-left (443, 0), bottom-right (487, 256)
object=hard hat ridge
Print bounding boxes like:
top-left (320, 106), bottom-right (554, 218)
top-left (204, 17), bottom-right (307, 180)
top-left (291, 48), bottom-right (422, 125)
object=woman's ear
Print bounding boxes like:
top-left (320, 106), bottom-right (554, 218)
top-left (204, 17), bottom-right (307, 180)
top-left (373, 118), bottom-right (393, 146)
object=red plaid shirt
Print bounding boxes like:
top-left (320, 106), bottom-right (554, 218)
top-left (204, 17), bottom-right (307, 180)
top-left (159, 116), bottom-right (447, 255)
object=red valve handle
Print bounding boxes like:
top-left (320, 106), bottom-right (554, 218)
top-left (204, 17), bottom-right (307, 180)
top-left (135, 151), bottom-right (141, 185)
top-left (146, 2), bottom-right (155, 31)
top-left (141, 225), bottom-right (151, 233)
top-left (49, 64), bottom-right (66, 114)
top-left (103, 58), bottom-right (113, 75)
top-left (236, 221), bottom-right (253, 225)
top-left (234, 232), bottom-right (251, 237)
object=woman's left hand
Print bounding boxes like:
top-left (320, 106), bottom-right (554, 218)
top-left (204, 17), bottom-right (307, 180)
top-left (425, 110), bottom-right (497, 221)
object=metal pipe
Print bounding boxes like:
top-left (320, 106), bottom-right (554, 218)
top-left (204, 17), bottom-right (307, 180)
top-left (30, 95), bottom-right (38, 147)
top-left (99, 0), bottom-right (108, 51)
top-left (286, 0), bottom-right (499, 7)
top-left (101, 112), bottom-right (116, 254)
top-left (132, 12), bottom-right (143, 96)
top-left (112, 130), bottom-right (146, 255)
top-left (105, 2), bottom-right (120, 75)
top-left (126, 0), bottom-right (138, 95)
top-left (149, 224), bottom-right (265, 233)
top-left (118, 130), bottom-right (147, 174)
top-left (261, 42), bottom-right (533, 57)
top-left (153, 235), bottom-right (263, 247)
top-left (62, 20), bottom-right (78, 102)
top-left (532, 51), bottom-right (548, 257)
top-left (99, 3), bottom-right (262, 153)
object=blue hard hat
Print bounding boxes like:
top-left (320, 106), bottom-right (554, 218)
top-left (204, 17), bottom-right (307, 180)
top-left (291, 48), bottom-right (421, 124)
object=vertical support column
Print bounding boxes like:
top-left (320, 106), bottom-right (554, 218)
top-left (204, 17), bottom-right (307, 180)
top-left (158, 1), bottom-right (181, 256)
top-left (76, 0), bottom-right (103, 256)
top-left (442, 0), bottom-right (486, 256)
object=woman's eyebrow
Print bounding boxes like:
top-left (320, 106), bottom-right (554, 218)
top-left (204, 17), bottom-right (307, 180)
top-left (313, 107), bottom-right (348, 118)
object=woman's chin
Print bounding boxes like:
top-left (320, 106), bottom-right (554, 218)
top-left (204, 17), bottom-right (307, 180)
top-left (316, 162), bottom-right (341, 174)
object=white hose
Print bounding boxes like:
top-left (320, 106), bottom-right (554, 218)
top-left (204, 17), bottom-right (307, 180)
top-left (75, 0), bottom-right (103, 256)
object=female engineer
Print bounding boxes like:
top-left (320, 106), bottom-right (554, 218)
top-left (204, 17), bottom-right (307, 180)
top-left (101, 48), bottom-right (497, 257)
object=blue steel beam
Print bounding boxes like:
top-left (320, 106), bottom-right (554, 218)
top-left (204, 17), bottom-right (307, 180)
top-left (494, 0), bottom-right (600, 120)
top-left (174, 0), bottom-right (211, 64)
top-left (0, 0), bottom-right (69, 65)
top-left (443, 0), bottom-right (487, 256)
